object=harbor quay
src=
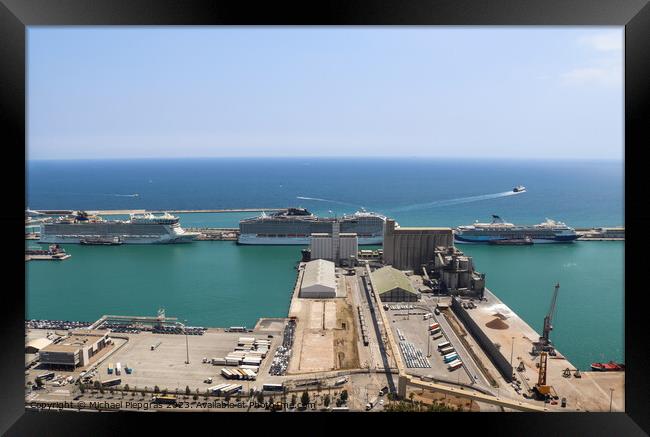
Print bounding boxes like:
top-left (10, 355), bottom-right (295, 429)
top-left (25, 260), bottom-right (623, 412)
top-left (24, 210), bottom-right (624, 412)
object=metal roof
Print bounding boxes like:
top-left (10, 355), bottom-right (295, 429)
top-left (371, 266), bottom-right (417, 295)
top-left (301, 259), bottom-right (336, 293)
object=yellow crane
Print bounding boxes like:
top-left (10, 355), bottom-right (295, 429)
top-left (533, 352), bottom-right (557, 400)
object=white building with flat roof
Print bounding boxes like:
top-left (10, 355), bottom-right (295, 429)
top-left (300, 259), bottom-right (337, 298)
top-left (309, 231), bottom-right (358, 265)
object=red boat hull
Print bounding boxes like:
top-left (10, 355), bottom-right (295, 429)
top-left (591, 362), bottom-right (625, 371)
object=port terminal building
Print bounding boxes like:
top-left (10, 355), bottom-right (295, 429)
top-left (38, 330), bottom-right (110, 369)
top-left (370, 266), bottom-right (419, 302)
top-left (299, 259), bottom-right (337, 298)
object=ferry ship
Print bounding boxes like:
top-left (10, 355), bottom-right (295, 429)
top-left (40, 211), bottom-right (198, 244)
top-left (454, 215), bottom-right (578, 244)
top-left (238, 208), bottom-right (387, 245)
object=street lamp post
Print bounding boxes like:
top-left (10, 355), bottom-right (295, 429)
top-left (609, 388), bottom-right (614, 412)
top-left (184, 321), bottom-right (190, 364)
top-left (510, 336), bottom-right (515, 377)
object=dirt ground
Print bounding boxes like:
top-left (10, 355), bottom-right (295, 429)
top-left (333, 296), bottom-right (360, 370)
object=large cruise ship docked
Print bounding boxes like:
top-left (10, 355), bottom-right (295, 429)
top-left (454, 215), bottom-right (579, 244)
top-left (39, 212), bottom-right (198, 244)
top-left (238, 208), bottom-right (387, 245)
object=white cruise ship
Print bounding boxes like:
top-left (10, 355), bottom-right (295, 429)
top-left (454, 215), bottom-right (578, 244)
top-left (39, 211), bottom-right (198, 244)
top-left (238, 208), bottom-right (387, 245)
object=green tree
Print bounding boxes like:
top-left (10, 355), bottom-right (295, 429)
top-left (324, 394), bottom-right (331, 407)
top-left (257, 392), bottom-right (264, 404)
top-left (340, 390), bottom-right (348, 402)
top-left (290, 394), bottom-right (297, 407)
top-left (78, 382), bottom-right (85, 393)
top-left (185, 385), bottom-right (191, 396)
top-left (154, 385), bottom-right (160, 393)
top-left (93, 380), bottom-right (102, 390)
top-left (35, 377), bottom-right (43, 388)
top-left (300, 390), bottom-right (310, 407)
top-left (193, 393), bottom-right (199, 401)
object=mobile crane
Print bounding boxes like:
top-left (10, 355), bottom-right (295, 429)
top-left (532, 283), bottom-right (560, 355)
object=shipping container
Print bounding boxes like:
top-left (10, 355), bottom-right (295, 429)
top-left (153, 394), bottom-right (178, 404)
top-left (262, 383), bottom-right (284, 392)
top-left (443, 354), bottom-right (459, 363)
top-left (439, 346), bottom-right (455, 355)
top-left (447, 360), bottom-right (463, 371)
top-left (223, 384), bottom-right (242, 395)
top-left (101, 378), bottom-right (121, 387)
top-left (239, 365), bottom-right (260, 372)
top-left (437, 341), bottom-right (451, 350)
top-left (209, 383), bottom-right (230, 393)
top-left (443, 351), bottom-right (458, 360)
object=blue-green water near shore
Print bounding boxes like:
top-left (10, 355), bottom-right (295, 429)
top-left (26, 158), bottom-right (624, 370)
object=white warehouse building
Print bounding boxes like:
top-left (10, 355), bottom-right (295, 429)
top-left (299, 259), bottom-right (337, 298)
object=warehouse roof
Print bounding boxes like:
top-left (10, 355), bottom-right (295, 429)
top-left (370, 266), bottom-right (417, 296)
top-left (301, 259), bottom-right (336, 291)
top-left (25, 337), bottom-right (53, 352)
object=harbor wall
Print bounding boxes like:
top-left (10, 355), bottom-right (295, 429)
top-left (451, 297), bottom-right (513, 383)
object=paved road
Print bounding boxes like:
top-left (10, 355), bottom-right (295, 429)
top-left (422, 297), bottom-right (492, 392)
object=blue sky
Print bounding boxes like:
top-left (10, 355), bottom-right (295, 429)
top-left (27, 27), bottom-right (623, 160)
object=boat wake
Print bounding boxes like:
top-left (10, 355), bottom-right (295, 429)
top-left (296, 196), bottom-right (364, 208)
top-left (113, 193), bottom-right (139, 197)
top-left (388, 190), bottom-right (523, 213)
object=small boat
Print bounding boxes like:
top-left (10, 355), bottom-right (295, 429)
top-left (590, 361), bottom-right (625, 371)
top-left (488, 237), bottom-right (533, 246)
top-left (513, 185), bottom-right (526, 193)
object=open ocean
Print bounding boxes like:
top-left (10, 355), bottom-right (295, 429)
top-left (26, 158), bottom-right (624, 369)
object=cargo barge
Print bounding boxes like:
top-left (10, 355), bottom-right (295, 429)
top-left (25, 244), bottom-right (71, 261)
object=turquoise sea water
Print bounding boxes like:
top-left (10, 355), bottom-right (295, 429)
top-left (26, 158), bottom-right (624, 369)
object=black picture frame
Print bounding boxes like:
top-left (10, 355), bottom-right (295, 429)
top-left (2, 0), bottom-right (648, 434)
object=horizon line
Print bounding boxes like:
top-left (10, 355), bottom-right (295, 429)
top-left (27, 156), bottom-right (624, 162)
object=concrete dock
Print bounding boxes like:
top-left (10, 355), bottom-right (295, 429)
top-left (458, 288), bottom-right (624, 411)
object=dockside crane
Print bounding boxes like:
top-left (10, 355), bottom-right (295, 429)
top-left (532, 283), bottom-right (560, 355)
